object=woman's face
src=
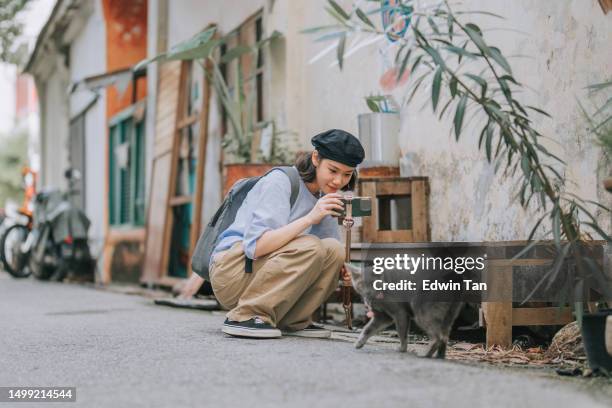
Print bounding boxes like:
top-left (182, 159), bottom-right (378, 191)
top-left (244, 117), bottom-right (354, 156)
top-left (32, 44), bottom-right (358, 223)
top-left (312, 152), bottom-right (355, 194)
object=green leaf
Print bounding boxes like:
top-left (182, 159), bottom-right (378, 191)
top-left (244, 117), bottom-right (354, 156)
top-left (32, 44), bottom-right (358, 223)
top-left (397, 48), bottom-right (412, 81)
top-left (464, 23), bottom-right (490, 56)
top-left (449, 76), bottom-right (458, 97)
top-left (356, 8), bottom-right (375, 28)
top-left (366, 98), bottom-right (380, 112)
top-left (328, 0), bottom-right (350, 20)
top-left (526, 105), bottom-right (552, 118)
top-left (438, 97), bottom-right (455, 120)
top-left (432, 66), bottom-right (443, 111)
top-left (165, 27), bottom-right (219, 61)
top-left (489, 46), bottom-right (512, 75)
top-left (583, 222), bottom-right (612, 241)
top-left (220, 45), bottom-right (251, 64)
top-left (552, 205), bottom-right (561, 248)
top-left (337, 33), bottom-right (346, 70)
top-left (465, 73), bottom-right (488, 98)
top-left (521, 155), bottom-right (531, 178)
top-left (454, 94), bottom-right (468, 140)
top-left (427, 17), bottom-right (440, 35)
top-left (499, 78), bottom-right (512, 100)
top-left (422, 45), bottom-right (445, 68)
top-left (444, 45), bottom-right (477, 60)
top-left (485, 122), bottom-right (494, 161)
top-left (300, 25), bottom-right (342, 34)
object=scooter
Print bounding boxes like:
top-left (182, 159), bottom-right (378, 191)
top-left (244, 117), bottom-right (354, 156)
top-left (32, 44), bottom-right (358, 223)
top-left (2, 169), bottom-right (94, 281)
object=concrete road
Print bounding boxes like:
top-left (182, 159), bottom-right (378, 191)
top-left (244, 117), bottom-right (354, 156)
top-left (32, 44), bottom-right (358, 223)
top-left (1, 273), bottom-right (611, 408)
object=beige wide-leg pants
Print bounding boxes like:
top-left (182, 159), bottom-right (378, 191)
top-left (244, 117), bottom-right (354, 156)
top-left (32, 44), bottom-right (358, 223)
top-left (209, 235), bottom-right (345, 331)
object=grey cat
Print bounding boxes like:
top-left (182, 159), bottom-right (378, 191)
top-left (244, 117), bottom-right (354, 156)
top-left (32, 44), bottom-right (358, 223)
top-left (345, 262), bottom-right (464, 358)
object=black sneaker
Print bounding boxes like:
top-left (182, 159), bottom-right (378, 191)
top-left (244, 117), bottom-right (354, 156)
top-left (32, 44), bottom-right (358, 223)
top-left (222, 317), bottom-right (281, 338)
top-left (282, 323), bottom-right (331, 338)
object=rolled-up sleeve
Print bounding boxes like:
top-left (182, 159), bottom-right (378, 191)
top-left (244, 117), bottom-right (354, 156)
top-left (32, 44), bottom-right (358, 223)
top-left (243, 171), bottom-right (292, 259)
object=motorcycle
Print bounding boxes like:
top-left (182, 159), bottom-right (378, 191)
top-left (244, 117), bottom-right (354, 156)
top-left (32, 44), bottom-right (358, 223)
top-left (0, 169), bottom-right (94, 281)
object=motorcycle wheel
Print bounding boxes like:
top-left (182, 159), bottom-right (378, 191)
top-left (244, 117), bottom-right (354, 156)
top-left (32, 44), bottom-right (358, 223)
top-left (29, 255), bottom-right (55, 280)
top-left (0, 224), bottom-right (31, 278)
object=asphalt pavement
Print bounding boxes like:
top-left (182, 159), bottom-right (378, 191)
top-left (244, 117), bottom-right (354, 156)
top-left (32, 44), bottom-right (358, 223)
top-left (1, 272), bottom-right (611, 408)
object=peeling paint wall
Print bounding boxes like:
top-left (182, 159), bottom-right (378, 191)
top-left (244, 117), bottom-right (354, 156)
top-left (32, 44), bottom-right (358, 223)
top-left (288, 0), bottom-right (611, 242)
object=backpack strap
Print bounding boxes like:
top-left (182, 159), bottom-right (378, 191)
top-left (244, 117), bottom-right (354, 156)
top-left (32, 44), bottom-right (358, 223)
top-left (244, 166), bottom-right (301, 274)
top-left (277, 166), bottom-right (300, 208)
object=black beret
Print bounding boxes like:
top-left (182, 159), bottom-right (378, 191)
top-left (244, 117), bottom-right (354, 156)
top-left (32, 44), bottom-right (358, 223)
top-left (311, 129), bottom-right (365, 167)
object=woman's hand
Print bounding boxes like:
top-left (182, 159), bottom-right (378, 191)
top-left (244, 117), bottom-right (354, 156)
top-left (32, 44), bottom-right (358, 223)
top-left (306, 193), bottom-right (344, 225)
top-left (340, 264), bottom-right (352, 285)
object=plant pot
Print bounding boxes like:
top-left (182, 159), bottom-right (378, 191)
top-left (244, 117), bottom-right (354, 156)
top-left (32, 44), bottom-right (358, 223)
top-left (603, 177), bottom-right (612, 193)
top-left (222, 163), bottom-right (278, 197)
top-left (357, 113), bottom-right (400, 167)
top-left (581, 309), bottom-right (612, 372)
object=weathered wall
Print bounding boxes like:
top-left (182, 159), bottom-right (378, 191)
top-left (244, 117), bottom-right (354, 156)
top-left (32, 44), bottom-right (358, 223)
top-left (286, 0), bottom-right (611, 242)
top-left (68, 0), bottom-right (107, 258)
top-left (40, 59), bottom-right (70, 190)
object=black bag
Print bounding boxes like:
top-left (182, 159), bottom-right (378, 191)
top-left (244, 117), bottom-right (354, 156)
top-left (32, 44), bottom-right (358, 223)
top-left (191, 166), bottom-right (300, 281)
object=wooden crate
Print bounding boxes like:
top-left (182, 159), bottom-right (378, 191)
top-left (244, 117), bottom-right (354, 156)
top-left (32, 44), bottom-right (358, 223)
top-left (358, 177), bottom-right (430, 243)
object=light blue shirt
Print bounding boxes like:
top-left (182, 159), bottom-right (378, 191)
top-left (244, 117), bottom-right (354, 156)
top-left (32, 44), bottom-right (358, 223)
top-left (211, 168), bottom-right (341, 264)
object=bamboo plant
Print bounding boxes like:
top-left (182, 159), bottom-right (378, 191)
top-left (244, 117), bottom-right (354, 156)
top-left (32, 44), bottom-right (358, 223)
top-left (305, 0), bottom-right (612, 313)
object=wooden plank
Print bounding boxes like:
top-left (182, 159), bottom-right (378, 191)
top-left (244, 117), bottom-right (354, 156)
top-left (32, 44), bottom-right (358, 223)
top-left (359, 166), bottom-right (400, 179)
top-left (511, 307), bottom-right (573, 326)
top-left (141, 59), bottom-right (182, 283)
top-left (189, 58), bottom-right (213, 271)
top-left (141, 154), bottom-right (172, 283)
top-left (360, 181), bottom-right (377, 243)
top-left (376, 230), bottom-right (413, 242)
top-left (177, 113), bottom-right (199, 130)
top-left (159, 61), bottom-right (190, 281)
top-left (376, 180), bottom-right (412, 195)
top-left (169, 195), bottom-right (193, 207)
top-left (107, 228), bottom-right (146, 244)
top-left (483, 264), bottom-right (513, 348)
top-left (411, 180), bottom-right (428, 241)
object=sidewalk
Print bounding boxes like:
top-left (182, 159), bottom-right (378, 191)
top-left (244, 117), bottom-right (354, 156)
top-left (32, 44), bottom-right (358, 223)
top-left (1, 273), bottom-right (611, 408)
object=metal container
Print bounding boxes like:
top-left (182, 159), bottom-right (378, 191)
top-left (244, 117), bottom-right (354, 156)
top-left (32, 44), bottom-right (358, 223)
top-left (357, 113), bottom-right (400, 167)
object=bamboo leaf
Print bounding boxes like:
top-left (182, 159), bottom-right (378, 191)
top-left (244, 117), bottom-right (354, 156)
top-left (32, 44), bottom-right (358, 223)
top-left (454, 94), bottom-right (468, 140)
top-left (337, 33), bottom-right (346, 70)
top-left (444, 45), bottom-right (477, 60)
top-left (422, 45), bottom-right (445, 67)
top-left (449, 76), bottom-right (458, 97)
top-left (328, 0), bottom-right (350, 20)
top-left (432, 66), bottom-right (443, 111)
top-left (489, 46), bottom-right (512, 75)
top-left (485, 122), bottom-right (493, 162)
top-left (397, 48), bottom-right (412, 81)
top-left (464, 23), bottom-right (490, 55)
top-left (356, 8), bottom-right (375, 28)
top-left (583, 222), bottom-right (612, 241)
top-left (526, 105), bottom-right (552, 118)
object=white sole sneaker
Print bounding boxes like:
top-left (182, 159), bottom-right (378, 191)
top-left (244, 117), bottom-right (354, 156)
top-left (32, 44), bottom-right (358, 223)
top-left (222, 322), bottom-right (281, 338)
top-left (282, 328), bottom-right (332, 338)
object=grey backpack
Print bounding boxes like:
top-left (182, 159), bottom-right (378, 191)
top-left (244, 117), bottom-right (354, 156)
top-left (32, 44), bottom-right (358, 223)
top-left (191, 166), bottom-right (300, 281)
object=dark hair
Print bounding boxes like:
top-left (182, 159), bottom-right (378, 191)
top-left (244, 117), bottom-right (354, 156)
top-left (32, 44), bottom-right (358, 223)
top-left (295, 151), bottom-right (357, 191)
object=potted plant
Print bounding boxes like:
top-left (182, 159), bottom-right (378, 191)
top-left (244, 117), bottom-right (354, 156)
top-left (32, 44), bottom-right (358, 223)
top-left (359, 95), bottom-right (401, 167)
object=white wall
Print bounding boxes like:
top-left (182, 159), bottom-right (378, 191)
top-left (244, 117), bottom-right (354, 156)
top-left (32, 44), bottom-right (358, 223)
top-left (40, 60), bottom-right (70, 190)
top-left (0, 64), bottom-right (16, 135)
top-left (67, 0), bottom-right (107, 255)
